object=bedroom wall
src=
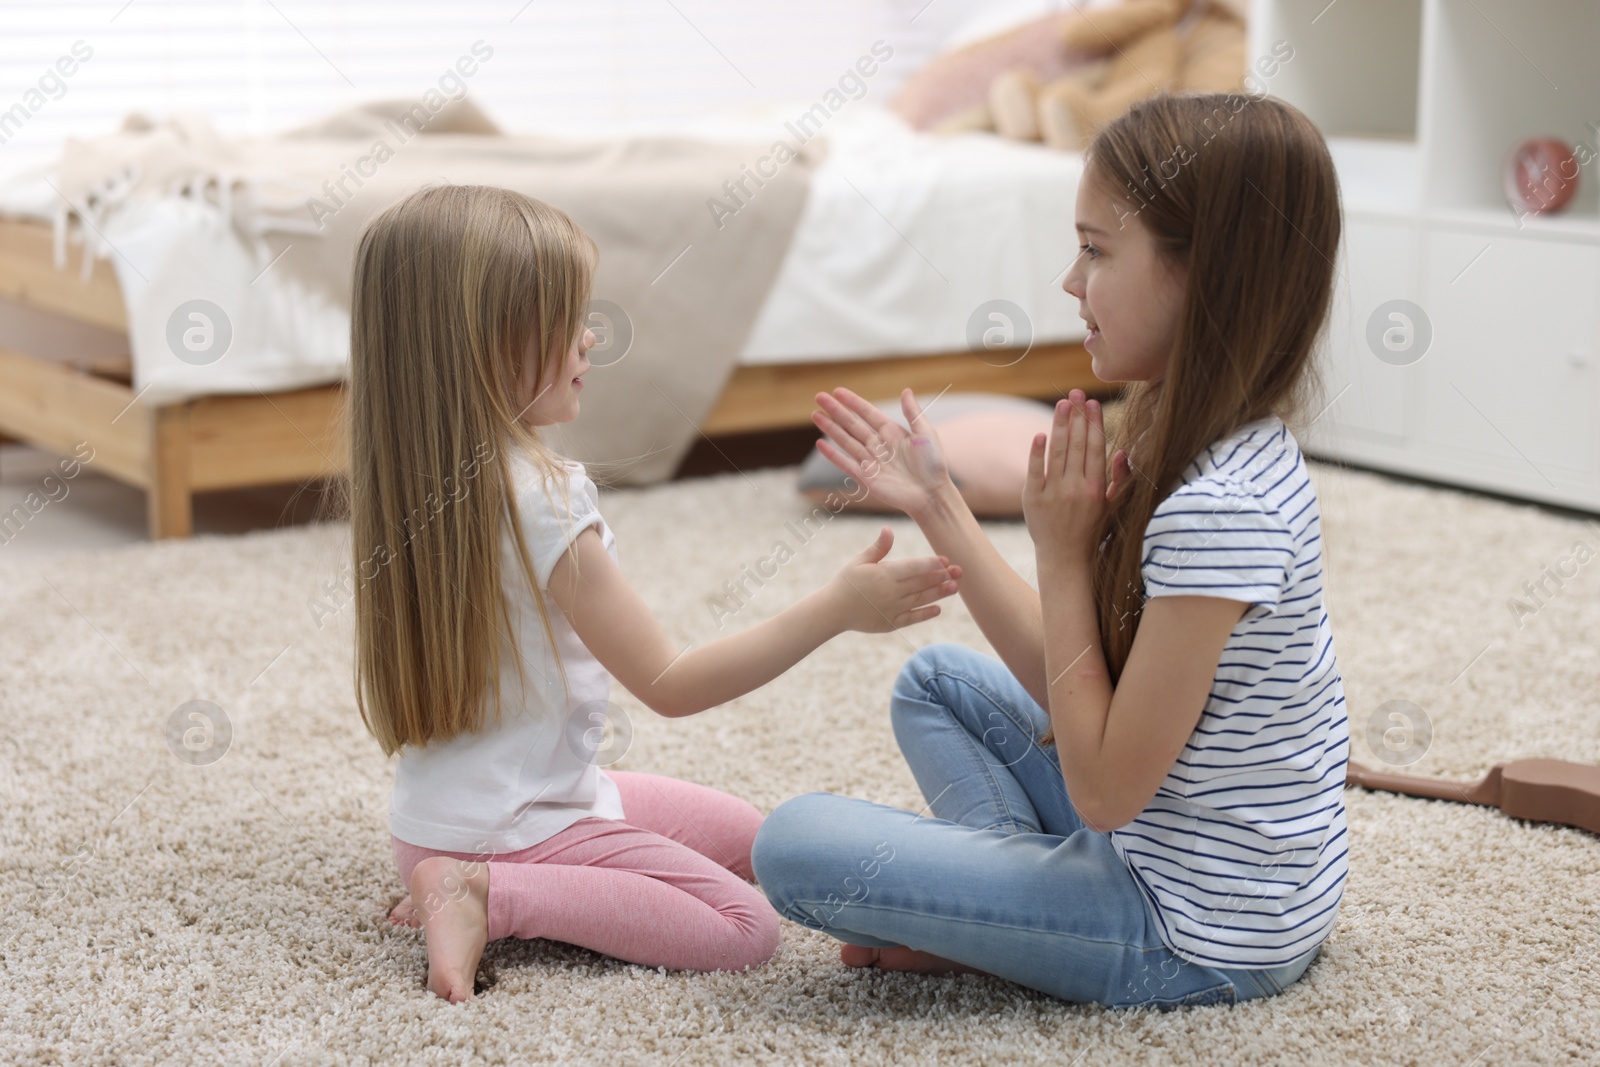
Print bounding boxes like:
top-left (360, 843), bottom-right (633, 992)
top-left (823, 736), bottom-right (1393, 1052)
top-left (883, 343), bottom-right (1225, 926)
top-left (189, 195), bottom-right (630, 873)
top-left (0, 0), bottom-right (1049, 178)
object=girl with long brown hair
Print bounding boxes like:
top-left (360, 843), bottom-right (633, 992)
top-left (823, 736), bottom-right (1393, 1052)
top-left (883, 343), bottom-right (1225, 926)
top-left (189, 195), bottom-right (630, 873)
top-left (751, 92), bottom-right (1350, 1008)
top-left (346, 183), bottom-right (961, 1002)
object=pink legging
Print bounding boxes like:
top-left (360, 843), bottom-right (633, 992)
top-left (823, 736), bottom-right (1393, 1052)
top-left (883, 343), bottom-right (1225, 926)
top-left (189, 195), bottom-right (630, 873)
top-left (392, 770), bottom-right (778, 973)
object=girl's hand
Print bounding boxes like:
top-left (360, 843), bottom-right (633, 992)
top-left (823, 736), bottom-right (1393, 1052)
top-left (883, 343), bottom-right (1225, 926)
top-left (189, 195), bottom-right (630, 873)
top-left (825, 526), bottom-right (962, 634)
top-left (1022, 390), bottom-right (1130, 563)
top-left (812, 388), bottom-right (954, 521)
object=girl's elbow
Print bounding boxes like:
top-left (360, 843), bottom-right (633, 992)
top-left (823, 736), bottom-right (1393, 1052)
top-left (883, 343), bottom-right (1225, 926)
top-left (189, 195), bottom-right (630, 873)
top-left (1076, 794), bottom-right (1136, 834)
top-left (653, 701), bottom-right (695, 719)
top-left (1064, 765), bottom-right (1141, 832)
top-left (641, 690), bottom-right (698, 719)
top-left (1084, 809), bottom-right (1135, 833)
top-left (1077, 804), bottom-right (1111, 833)
top-left (641, 695), bottom-right (684, 718)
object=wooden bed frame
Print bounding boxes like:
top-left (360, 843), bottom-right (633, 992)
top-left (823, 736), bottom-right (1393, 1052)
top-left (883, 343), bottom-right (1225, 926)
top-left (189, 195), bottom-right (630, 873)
top-left (0, 216), bottom-right (1115, 538)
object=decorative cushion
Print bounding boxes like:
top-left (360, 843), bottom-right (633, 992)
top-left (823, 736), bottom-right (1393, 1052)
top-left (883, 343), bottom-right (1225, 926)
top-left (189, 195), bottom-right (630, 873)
top-left (889, 12), bottom-right (1082, 132)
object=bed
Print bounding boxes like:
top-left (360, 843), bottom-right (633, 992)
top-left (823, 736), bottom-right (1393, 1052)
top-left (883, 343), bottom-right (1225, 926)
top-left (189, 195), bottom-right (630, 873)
top-left (0, 105), bottom-right (1112, 538)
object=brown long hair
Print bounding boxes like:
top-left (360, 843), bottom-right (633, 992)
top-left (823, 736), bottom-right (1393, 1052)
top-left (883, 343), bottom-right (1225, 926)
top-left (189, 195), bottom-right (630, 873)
top-left (343, 184), bottom-right (596, 756)
top-left (1082, 92), bottom-right (1341, 687)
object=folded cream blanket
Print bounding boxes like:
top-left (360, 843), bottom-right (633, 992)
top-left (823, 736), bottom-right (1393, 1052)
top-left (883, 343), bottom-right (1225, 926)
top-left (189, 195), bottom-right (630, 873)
top-left (51, 96), bottom-right (820, 483)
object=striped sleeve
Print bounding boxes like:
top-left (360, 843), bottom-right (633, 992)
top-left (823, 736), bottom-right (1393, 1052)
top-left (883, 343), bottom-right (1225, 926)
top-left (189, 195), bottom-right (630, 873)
top-left (1140, 478), bottom-right (1294, 613)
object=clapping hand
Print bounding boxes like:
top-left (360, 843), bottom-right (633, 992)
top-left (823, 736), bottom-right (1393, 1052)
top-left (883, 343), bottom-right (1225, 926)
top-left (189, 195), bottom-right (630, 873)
top-left (1021, 390), bottom-right (1130, 562)
top-left (825, 526), bottom-right (962, 634)
top-left (812, 388), bottom-right (954, 521)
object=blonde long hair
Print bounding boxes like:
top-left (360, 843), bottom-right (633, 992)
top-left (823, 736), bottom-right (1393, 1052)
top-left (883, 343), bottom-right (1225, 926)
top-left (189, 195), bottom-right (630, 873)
top-left (1080, 92), bottom-right (1341, 687)
top-left (344, 183), bottom-right (596, 756)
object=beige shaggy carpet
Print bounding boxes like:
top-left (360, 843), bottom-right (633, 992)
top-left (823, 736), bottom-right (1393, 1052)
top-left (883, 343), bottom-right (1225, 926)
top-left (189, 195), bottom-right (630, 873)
top-left (2, 457), bottom-right (1597, 1066)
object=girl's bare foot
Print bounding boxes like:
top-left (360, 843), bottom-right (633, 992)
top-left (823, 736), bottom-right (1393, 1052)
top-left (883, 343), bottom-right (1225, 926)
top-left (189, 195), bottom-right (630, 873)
top-left (840, 943), bottom-right (992, 977)
top-left (388, 894), bottom-right (420, 928)
top-left (409, 857), bottom-right (490, 1003)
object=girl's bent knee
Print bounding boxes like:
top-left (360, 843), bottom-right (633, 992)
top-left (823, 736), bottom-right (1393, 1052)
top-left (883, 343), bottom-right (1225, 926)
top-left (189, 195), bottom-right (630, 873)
top-left (750, 792), bottom-right (905, 931)
top-left (711, 885), bottom-right (780, 972)
top-left (751, 793), bottom-right (835, 881)
top-left (743, 908), bottom-right (781, 970)
top-left (890, 642), bottom-right (981, 716)
top-left (894, 642), bottom-right (966, 689)
top-left (750, 792), bottom-right (873, 911)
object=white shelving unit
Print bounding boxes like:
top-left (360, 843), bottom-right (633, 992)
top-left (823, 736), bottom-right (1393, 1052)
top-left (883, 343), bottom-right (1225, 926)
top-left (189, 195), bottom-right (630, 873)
top-left (1251, 0), bottom-right (1600, 513)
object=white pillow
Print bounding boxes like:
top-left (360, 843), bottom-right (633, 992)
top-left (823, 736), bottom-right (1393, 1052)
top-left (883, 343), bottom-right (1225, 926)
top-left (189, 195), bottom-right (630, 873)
top-left (939, 0), bottom-right (1114, 51)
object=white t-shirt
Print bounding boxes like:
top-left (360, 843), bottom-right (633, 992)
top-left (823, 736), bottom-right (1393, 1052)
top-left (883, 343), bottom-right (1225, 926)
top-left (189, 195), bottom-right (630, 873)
top-left (388, 449), bottom-right (625, 855)
top-left (1108, 414), bottom-right (1350, 969)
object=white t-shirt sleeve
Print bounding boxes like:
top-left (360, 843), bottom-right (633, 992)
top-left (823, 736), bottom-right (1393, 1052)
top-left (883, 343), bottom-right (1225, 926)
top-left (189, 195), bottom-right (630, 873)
top-left (1140, 476), bottom-right (1295, 615)
top-left (513, 461), bottom-right (606, 590)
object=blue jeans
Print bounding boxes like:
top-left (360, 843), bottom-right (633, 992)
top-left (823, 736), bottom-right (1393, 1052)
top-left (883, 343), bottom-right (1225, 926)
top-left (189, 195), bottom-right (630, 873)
top-left (751, 643), bottom-right (1324, 1008)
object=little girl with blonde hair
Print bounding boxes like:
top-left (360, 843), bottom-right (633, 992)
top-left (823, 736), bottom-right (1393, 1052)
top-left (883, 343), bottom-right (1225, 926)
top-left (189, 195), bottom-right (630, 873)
top-left (346, 183), bottom-right (960, 1002)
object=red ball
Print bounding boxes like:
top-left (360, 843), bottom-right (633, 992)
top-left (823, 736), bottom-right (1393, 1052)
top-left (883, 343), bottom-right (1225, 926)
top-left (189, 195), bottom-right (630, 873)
top-left (1504, 138), bottom-right (1580, 215)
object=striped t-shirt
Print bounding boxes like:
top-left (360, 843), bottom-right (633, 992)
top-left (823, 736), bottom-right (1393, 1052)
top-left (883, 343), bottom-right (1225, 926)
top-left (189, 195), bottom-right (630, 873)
top-left (1108, 413), bottom-right (1350, 969)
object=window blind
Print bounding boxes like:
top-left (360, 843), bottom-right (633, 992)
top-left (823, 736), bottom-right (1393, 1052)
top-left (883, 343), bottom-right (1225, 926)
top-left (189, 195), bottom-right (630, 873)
top-left (0, 0), bottom-right (977, 177)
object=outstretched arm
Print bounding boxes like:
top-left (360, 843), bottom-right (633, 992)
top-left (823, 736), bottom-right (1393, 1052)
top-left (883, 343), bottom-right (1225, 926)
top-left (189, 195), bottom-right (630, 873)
top-left (547, 524), bottom-right (960, 718)
top-left (812, 387), bottom-right (1125, 710)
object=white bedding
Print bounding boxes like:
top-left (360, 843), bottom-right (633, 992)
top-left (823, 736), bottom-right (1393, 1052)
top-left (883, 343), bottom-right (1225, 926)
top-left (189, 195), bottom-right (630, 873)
top-left (722, 106), bottom-right (1089, 364)
top-left (0, 105), bottom-right (1087, 395)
